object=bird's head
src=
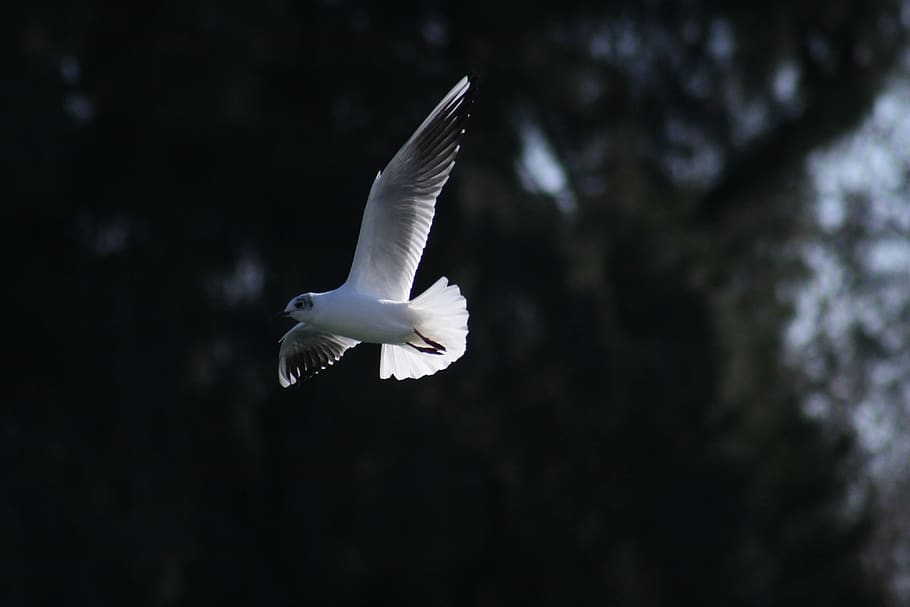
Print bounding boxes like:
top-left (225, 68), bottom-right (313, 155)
top-left (279, 293), bottom-right (315, 322)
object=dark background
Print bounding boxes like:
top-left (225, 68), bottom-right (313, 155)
top-left (5, 1), bottom-right (908, 605)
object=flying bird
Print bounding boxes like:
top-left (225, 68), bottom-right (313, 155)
top-left (276, 76), bottom-right (473, 386)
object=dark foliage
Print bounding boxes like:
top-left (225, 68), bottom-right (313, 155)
top-left (4, 1), bottom-right (904, 605)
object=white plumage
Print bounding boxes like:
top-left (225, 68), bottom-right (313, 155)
top-left (277, 76), bottom-right (473, 386)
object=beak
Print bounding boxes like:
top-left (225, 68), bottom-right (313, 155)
top-left (274, 310), bottom-right (289, 320)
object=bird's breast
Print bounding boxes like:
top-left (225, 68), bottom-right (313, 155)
top-left (315, 290), bottom-right (415, 344)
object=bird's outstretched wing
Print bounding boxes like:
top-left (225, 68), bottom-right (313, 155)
top-left (278, 323), bottom-right (360, 387)
top-left (344, 76), bottom-right (473, 301)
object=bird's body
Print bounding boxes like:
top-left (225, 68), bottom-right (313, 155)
top-left (306, 287), bottom-right (417, 345)
top-left (276, 76), bottom-right (473, 386)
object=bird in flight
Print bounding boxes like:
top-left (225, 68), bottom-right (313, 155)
top-left (276, 76), bottom-right (473, 386)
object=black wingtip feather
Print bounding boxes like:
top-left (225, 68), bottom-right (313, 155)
top-left (410, 77), bottom-right (474, 181)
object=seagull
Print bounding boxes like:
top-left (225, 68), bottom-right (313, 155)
top-left (276, 76), bottom-right (473, 386)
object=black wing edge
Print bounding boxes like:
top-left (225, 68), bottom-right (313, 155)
top-left (408, 76), bottom-right (476, 185)
top-left (280, 336), bottom-right (349, 386)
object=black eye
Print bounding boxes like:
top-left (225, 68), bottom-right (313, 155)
top-left (294, 301), bottom-right (303, 309)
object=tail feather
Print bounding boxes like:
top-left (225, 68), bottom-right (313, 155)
top-left (380, 277), bottom-right (468, 380)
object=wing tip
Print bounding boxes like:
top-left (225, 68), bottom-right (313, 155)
top-left (279, 371), bottom-right (293, 388)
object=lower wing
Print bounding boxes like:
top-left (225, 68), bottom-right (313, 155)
top-left (278, 323), bottom-right (360, 387)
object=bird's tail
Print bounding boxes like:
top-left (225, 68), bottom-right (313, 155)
top-left (379, 277), bottom-right (468, 380)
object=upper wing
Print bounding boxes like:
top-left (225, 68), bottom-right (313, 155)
top-left (344, 76), bottom-right (473, 301)
top-left (278, 323), bottom-right (360, 387)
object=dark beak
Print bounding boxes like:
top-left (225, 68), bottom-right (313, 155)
top-left (274, 311), bottom-right (289, 320)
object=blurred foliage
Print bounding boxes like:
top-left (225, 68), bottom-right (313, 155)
top-left (4, 0), bottom-right (907, 605)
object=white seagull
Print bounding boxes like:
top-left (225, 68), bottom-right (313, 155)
top-left (276, 76), bottom-right (473, 386)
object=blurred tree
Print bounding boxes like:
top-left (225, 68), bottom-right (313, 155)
top-left (3, 0), bottom-right (906, 605)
